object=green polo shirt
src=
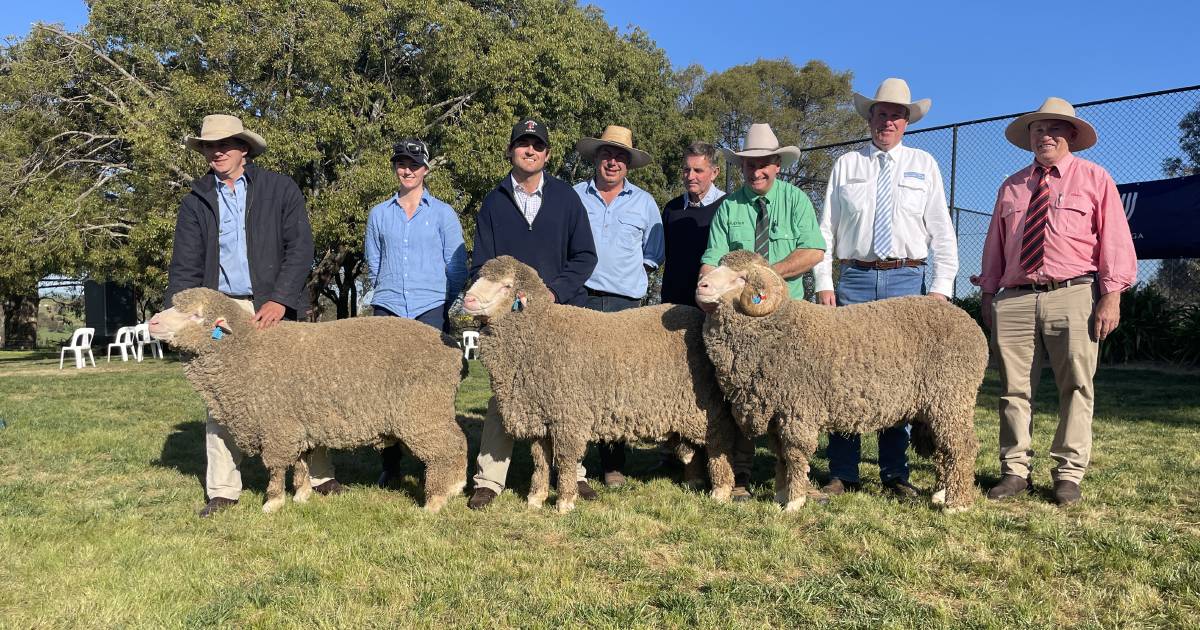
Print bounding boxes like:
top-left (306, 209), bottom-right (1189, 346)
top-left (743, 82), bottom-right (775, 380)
top-left (701, 180), bottom-right (825, 299)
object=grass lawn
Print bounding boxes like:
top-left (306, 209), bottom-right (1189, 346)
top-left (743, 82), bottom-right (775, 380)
top-left (1, 350), bottom-right (1197, 628)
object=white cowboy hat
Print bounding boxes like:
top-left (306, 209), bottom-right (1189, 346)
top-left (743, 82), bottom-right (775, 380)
top-left (722, 123), bottom-right (801, 168)
top-left (1004, 97), bottom-right (1098, 152)
top-left (185, 114), bottom-right (268, 157)
top-left (852, 78), bottom-right (932, 124)
top-left (576, 125), bottom-right (652, 169)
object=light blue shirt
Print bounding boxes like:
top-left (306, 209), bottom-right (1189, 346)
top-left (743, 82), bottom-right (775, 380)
top-left (364, 190), bottom-right (468, 319)
top-left (573, 179), bottom-right (665, 299)
top-left (216, 174), bottom-right (253, 296)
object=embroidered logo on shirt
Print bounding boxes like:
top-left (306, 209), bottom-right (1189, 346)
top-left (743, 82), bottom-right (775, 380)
top-left (903, 172), bottom-right (925, 181)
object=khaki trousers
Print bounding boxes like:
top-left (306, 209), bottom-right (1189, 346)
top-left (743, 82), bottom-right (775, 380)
top-left (204, 298), bottom-right (335, 500)
top-left (472, 397), bottom-right (587, 494)
top-left (992, 284), bottom-right (1099, 484)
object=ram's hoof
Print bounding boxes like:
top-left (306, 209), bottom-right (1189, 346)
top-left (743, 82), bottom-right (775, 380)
top-left (710, 486), bottom-right (732, 502)
top-left (293, 486), bottom-right (312, 504)
top-left (556, 500), bottom-right (576, 514)
top-left (424, 496), bottom-right (448, 513)
top-left (782, 496), bottom-right (807, 512)
top-left (931, 489), bottom-right (947, 505)
top-left (526, 493), bottom-right (547, 509)
top-left (262, 498), bottom-right (286, 514)
top-left (449, 479), bottom-right (467, 497)
top-left (943, 504), bottom-right (970, 514)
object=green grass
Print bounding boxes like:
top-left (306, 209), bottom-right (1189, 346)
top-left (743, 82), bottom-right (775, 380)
top-left (1, 352), bottom-right (1198, 628)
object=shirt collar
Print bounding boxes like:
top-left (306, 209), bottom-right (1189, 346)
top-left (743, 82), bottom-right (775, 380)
top-left (1032, 152), bottom-right (1074, 176)
top-left (510, 172), bottom-right (544, 196)
top-left (587, 178), bottom-right (632, 197)
top-left (213, 172), bottom-right (246, 190)
top-left (392, 189), bottom-right (430, 209)
top-left (868, 141), bottom-right (904, 161)
top-left (688, 185), bottom-right (725, 207)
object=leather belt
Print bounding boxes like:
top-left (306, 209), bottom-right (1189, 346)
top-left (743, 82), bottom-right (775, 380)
top-left (1011, 274), bottom-right (1095, 292)
top-left (585, 287), bottom-right (633, 299)
top-left (841, 258), bottom-right (926, 270)
top-left (223, 293), bottom-right (254, 300)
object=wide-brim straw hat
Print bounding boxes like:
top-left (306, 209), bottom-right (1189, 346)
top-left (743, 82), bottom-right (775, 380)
top-left (1004, 97), bottom-right (1097, 151)
top-left (576, 125), bottom-right (652, 169)
top-left (185, 114), bottom-right (268, 157)
top-left (721, 123), bottom-right (801, 168)
top-left (852, 78), bottom-right (931, 124)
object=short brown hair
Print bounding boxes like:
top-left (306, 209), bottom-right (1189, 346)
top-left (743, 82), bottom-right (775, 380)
top-left (683, 142), bottom-right (720, 168)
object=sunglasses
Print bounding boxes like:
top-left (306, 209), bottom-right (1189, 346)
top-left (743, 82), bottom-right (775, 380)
top-left (393, 139), bottom-right (429, 160)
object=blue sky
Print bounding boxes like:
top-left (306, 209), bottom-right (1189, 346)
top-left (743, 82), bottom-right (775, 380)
top-left (4, 1), bottom-right (1197, 128)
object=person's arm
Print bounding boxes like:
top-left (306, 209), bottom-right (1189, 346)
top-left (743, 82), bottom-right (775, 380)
top-left (264, 177), bottom-right (315, 315)
top-left (545, 192), bottom-right (597, 303)
top-left (977, 186), bottom-right (1009, 330)
top-left (776, 187), bottom-right (826, 280)
top-left (773, 248), bottom-right (824, 280)
top-left (922, 159), bottom-right (957, 301)
top-left (1092, 172), bottom-right (1137, 341)
top-left (641, 195), bottom-right (665, 270)
top-left (815, 163), bottom-right (840, 306)
top-left (698, 199), bottom-right (733, 279)
top-left (364, 206), bottom-right (381, 286)
top-left (442, 206), bottom-right (469, 304)
top-left (469, 198), bottom-right (496, 281)
top-left (165, 197), bottom-right (206, 307)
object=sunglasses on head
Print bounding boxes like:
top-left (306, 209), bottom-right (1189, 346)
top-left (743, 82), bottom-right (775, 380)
top-left (394, 139), bottom-right (429, 159)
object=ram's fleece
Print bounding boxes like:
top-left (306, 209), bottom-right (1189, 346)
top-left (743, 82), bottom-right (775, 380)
top-left (149, 288), bottom-right (467, 513)
top-left (696, 251), bottom-right (987, 511)
top-left (462, 256), bottom-right (738, 513)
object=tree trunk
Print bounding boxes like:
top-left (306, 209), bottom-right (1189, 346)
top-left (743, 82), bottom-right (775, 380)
top-left (1, 290), bottom-right (39, 349)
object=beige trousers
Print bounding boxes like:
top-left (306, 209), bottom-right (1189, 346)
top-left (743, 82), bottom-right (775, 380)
top-left (205, 298), bottom-right (334, 500)
top-left (992, 283), bottom-right (1099, 484)
top-left (472, 397), bottom-right (587, 494)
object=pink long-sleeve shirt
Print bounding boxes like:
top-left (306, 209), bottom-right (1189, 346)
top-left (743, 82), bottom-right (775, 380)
top-left (977, 153), bottom-right (1136, 295)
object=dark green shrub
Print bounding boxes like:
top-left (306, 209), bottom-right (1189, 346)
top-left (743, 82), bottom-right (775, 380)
top-left (1101, 284), bottom-right (1177, 364)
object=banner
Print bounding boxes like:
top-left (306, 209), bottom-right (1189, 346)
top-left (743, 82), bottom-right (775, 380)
top-left (1120, 174), bottom-right (1200, 259)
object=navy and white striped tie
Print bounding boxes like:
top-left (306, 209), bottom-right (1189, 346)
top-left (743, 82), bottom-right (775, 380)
top-left (872, 153), bottom-right (894, 259)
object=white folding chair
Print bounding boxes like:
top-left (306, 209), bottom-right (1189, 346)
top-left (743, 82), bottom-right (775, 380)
top-left (59, 327), bottom-right (96, 369)
top-left (106, 326), bottom-right (137, 362)
top-left (134, 322), bottom-right (164, 361)
top-left (461, 330), bottom-right (480, 360)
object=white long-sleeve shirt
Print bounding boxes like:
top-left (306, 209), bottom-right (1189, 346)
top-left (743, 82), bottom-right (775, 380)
top-left (814, 142), bottom-right (959, 296)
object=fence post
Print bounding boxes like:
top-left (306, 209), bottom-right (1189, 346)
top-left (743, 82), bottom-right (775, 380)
top-left (948, 124), bottom-right (959, 299)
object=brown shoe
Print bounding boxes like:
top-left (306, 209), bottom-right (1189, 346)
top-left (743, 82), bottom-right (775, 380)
top-left (198, 496), bottom-right (238, 518)
top-left (986, 474), bottom-right (1031, 500)
top-left (1053, 480), bottom-right (1082, 507)
top-left (820, 478), bottom-right (860, 496)
top-left (603, 471), bottom-right (627, 488)
top-left (467, 487), bottom-right (498, 510)
top-left (882, 478), bottom-right (920, 499)
top-left (312, 479), bottom-right (348, 496)
top-left (577, 480), bottom-right (599, 501)
top-left (731, 485), bottom-right (753, 502)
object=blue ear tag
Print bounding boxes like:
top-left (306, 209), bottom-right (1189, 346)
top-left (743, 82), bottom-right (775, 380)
top-left (211, 326), bottom-right (224, 340)
top-left (752, 294), bottom-right (763, 304)
top-left (511, 298), bottom-right (523, 312)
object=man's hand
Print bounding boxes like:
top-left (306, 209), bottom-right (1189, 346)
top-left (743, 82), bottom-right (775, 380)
top-left (252, 300), bottom-right (287, 330)
top-left (929, 292), bottom-right (949, 302)
top-left (981, 293), bottom-right (994, 330)
top-left (1092, 291), bottom-right (1121, 341)
top-left (816, 290), bottom-right (836, 307)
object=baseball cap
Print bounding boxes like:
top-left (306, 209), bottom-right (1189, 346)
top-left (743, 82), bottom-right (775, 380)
top-left (509, 119), bottom-right (549, 147)
top-left (390, 138), bottom-right (430, 168)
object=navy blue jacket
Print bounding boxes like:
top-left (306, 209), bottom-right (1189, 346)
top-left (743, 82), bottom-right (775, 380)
top-left (471, 173), bottom-right (597, 306)
top-left (165, 163), bottom-right (314, 317)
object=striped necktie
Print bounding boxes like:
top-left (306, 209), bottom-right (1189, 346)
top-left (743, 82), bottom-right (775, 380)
top-left (1020, 165), bottom-right (1052, 274)
top-left (872, 152), bottom-right (894, 259)
top-left (754, 197), bottom-right (770, 258)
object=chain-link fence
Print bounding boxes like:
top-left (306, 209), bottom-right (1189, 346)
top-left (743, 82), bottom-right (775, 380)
top-left (796, 85), bottom-right (1200, 302)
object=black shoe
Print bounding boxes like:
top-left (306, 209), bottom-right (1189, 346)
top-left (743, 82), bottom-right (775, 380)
top-left (820, 478), bottom-right (860, 496)
top-left (467, 487), bottom-right (498, 510)
top-left (198, 497), bottom-right (238, 518)
top-left (986, 474), bottom-right (1031, 500)
top-left (312, 479), bottom-right (349, 496)
top-left (577, 480), bottom-right (599, 501)
top-left (376, 469), bottom-right (400, 489)
top-left (882, 478), bottom-right (920, 499)
top-left (1053, 480), bottom-right (1082, 507)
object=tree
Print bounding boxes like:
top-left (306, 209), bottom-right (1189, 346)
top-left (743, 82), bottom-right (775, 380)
top-left (0, 0), bottom-right (696, 331)
top-left (1155, 100), bottom-right (1200, 304)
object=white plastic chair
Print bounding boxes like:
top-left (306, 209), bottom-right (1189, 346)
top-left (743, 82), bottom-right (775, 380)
top-left (461, 330), bottom-right (480, 360)
top-left (134, 322), bottom-right (164, 361)
top-left (59, 327), bottom-right (96, 369)
top-left (106, 326), bottom-right (138, 362)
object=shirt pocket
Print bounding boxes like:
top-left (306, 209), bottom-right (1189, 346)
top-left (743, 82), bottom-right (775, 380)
top-left (836, 177), bottom-right (872, 215)
top-left (999, 201), bottom-right (1023, 232)
top-left (897, 177), bottom-right (928, 215)
top-left (1052, 193), bottom-right (1094, 237)
top-left (616, 214), bottom-right (644, 252)
top-left (727, 220), bottom-right (756, 252)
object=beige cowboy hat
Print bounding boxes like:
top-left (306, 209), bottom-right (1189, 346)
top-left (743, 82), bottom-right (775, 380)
top-left (575, 125), bottom-right (652, 169)
top-left (853, 78), bottom-right (931, 124)
top-left (185, 114), bottom-right (268, 157)
top-left (1004, 97), bottom-right (1097, 151)
top-left (722, 123), bottom-right (801, 168)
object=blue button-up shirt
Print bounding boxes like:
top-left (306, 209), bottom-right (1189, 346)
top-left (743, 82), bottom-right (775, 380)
top-left (216, 174), bottom-right (253, 296)
top-left (364, 190), bottom-right (468, 319)
top-left (573, 179), bottom-right (665, 299)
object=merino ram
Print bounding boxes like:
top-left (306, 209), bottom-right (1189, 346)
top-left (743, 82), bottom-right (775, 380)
top-left (695, 251), bottom-right (987, 512)
top-left (462, 256), bottom-right (739, 512)
top-left (149, 288), bottom-right (467, 513)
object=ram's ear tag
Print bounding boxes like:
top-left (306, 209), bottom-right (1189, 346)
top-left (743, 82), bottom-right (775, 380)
top-left (211, 317), bottom-right (232, 339)
top-left (752, 293), bottom-right (765, 305)
top-left (211, 326), bottom-right (224, 340)
top-left (511, 298), bottom-right (523, 312)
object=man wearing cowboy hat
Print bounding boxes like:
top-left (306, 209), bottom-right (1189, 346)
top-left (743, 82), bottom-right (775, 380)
top-left (813, 78), bottom-right (959, 500)
top-left (699, 123), bottom-right (825, 300)
top-left (977, 97), bottom-right (1136, 506)
top-left (467, 117), bottom-right (599, 510)
top-left (166, 114), bottom-right (345, 517)
top-left (572, 125), bottom-right (665, 488)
